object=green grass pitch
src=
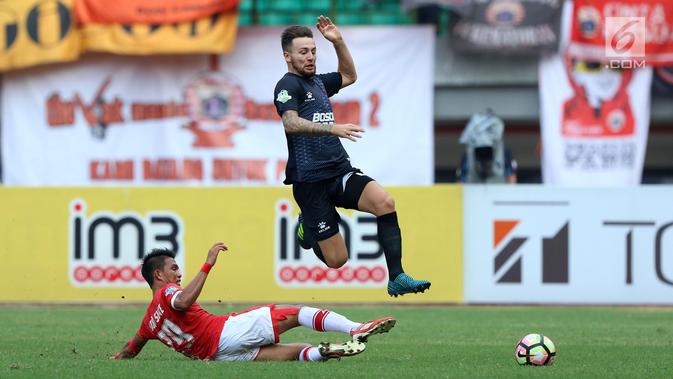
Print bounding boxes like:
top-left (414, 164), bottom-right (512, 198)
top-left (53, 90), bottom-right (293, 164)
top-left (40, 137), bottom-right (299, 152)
top-left (1, 305), bottom-right (672, 378)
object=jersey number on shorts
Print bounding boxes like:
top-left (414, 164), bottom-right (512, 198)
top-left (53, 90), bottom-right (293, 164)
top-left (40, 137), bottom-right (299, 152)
top-left (157, 319), bottom-right (194, 351)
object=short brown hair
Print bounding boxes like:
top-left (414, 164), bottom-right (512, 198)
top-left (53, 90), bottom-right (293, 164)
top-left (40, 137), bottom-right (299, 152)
top-left (281, 25), bottom-right (313, 52)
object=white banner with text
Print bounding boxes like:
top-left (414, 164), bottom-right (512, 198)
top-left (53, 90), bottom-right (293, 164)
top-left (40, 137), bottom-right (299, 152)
top-left (1, 26), bottom-right (434, 186)
top-left (539, 53), bottom-right (652, 186)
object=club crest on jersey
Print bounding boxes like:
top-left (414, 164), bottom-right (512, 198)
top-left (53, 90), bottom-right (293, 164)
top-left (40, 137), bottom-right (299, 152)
top-left (305, 91), bottom-right (315, 102)
top-left (165, 286), bottom-right (179, 297)
top-left (277, 90), bottom-right (292, 103)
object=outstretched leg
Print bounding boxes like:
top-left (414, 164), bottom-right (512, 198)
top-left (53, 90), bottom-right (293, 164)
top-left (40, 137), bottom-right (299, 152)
top-left (274, 305), bottom-right (396, 341)
top-left (214, 305), bottom-right (369, 362)
top-left (259, 304), bottom-right (398, 362)
top-left (296, 306), bottom-right (396, 342)
top-left (357, 181), bottom-right (431, 297)
top-left (257, 305), bottom-right (370, 362)
top-left (297, 306), bottom-right (359, 334)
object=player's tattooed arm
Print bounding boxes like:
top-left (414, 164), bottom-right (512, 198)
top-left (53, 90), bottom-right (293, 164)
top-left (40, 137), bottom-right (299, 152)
top-left (282, 110), bottom-right (333, 135)
top-left (282, 110), bottom-right (364, 142)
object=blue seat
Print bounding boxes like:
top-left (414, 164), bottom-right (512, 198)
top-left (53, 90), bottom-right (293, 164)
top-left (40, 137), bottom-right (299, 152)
top-left (238, 0), bottom-right (253, 12)
top-left (259, 13), bottom-right (294, 26)
top-left (305, 0), bottom-right (332, 12)
top-left (254, 0), bottom-right (273, 11)
top-left (370, 12), bottom-right (413, 25)
top-left (336, 13), bottom-right (368, 25)
top-left (297, 13), bottom-right (319, 26)
top-left (238, 12), bottom-right (253, 26)
top-left (378, 0), bottom-right (402, 12)
top-left (336, 0), bottom-right (371, 11)
top-left (269, 0), bottom-right (304, 12)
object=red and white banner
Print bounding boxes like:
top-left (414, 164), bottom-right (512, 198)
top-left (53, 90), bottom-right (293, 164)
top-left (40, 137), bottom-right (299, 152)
top-left (1, 27), bottom-right (434, 186)
top-left (569, 0), bottom-right (673, 66)
top-left (539, 53), bottom-right (652, 186)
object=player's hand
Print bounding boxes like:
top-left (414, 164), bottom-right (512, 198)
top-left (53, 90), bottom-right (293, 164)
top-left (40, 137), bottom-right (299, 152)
top-left (110, 353), bottom-right (122, 360)
top-left (316, 15), bottom-right (342, 43)
top-left (331, 123), bottom-right (364, 142)
top-left (206, 242), bottom-right (228, 266)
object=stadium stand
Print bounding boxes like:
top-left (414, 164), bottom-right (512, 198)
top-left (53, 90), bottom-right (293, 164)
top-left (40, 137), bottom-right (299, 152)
top-left (238, 0), bottom-right (419, 26)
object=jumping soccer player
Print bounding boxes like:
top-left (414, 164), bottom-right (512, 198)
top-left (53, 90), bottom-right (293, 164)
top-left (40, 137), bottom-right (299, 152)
top-left (111, 243), bottom-right (395, 362)
top-left (273, 16), bottom-right (431, 297)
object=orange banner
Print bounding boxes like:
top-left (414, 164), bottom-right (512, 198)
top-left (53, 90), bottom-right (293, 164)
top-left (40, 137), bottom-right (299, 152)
top-left (81, 10), bottom-right (238, 54)
top-left (0, 0), bottom-right (81, 72)
top-left (75, 0), bottom-right (239, 24)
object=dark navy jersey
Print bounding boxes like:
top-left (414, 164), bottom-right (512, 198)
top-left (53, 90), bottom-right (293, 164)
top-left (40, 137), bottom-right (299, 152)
top-left (274, 72), bottom-right (353, 184)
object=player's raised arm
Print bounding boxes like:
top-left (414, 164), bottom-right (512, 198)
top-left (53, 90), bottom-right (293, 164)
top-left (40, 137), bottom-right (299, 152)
top-left (316, 15), bottom-right (356, 88)
top-left (172, 242), bottom-right (228, 311)
top-left (111, 334), bottom-right (148, 359)
top-left (282, 110), bottom-right (363, 142)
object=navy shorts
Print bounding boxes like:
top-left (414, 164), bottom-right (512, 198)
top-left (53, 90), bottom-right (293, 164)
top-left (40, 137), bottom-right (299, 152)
top-left (292, 169), bottom-right (374, 242)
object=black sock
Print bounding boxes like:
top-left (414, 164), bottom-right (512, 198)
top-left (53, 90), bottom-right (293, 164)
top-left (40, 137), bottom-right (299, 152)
top-left (377, 211), bottom-right (404, 280)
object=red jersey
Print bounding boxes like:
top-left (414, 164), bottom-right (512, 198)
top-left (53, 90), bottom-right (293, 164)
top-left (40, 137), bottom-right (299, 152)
top-left (137, 284), bottom-right (228, 360)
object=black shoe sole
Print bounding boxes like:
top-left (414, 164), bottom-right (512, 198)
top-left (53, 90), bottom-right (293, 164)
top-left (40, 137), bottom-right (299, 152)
top-left (389, 282), bottom-right (431, 298)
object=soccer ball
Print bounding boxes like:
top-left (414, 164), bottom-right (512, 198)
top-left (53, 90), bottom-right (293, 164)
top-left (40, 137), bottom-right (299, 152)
top-left (514, 333), bottom-right (556, 366)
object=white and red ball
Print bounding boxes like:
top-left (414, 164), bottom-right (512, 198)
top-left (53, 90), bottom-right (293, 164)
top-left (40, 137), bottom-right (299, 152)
top-left (515, 333), bottom-right (556, 366)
